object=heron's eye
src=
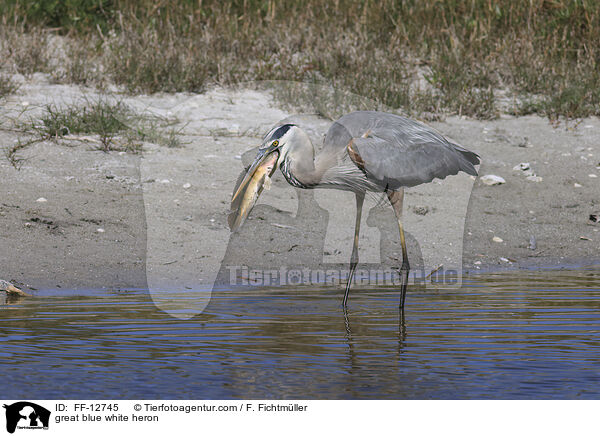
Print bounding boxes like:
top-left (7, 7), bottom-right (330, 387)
top-left (272, 140), bottom-right (279, 147)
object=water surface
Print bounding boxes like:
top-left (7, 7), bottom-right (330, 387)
top-left (1, 269), bottom-right (599, 399)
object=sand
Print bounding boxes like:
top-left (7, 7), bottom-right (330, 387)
top-left (1, 74), bottom-right (599, 298)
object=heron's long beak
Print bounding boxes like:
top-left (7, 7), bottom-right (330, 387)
top-left (229, 145), bottom-right (279, 231)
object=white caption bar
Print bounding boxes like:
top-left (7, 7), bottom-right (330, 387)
top-left (0, 400), bottom-right (597, 435)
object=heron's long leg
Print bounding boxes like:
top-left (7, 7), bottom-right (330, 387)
top-left (387, 189), bottom-right (410, 310)
top-left (343, 192), bottom-right (365, 307)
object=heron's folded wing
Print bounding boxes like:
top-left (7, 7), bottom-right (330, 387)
top-left (351, 131), bottom-right (480, 189)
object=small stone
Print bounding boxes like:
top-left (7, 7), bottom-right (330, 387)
top-left (492, 236), bottom-right (503, 243)
top-left (481, 175), bottom-right (506, 186)
top-left (159, 179), bottom-right (170, 184)
top-left (500, 257), bottom-right (511, 263)
top-left (412, 206), bottom-right (429, 216)
top-left (513, 162), bottom-right (530, 171)
top-left (518, 137), bottom-right (532, 148)
top-left (97, 228), bottom-right (105, 233)
top-left (474, 261), bottom-right (482, 265)
top-left (528, 236), bottom-right (537, 250)
top-left (589, 174), bottom-right (598, 178)
top-left (36, 197), bottom-right (47, 203)
top-left (182, 183), bottom-right (192, 189)
top-left (574, 183), bottom-right (582, 188)
top-left (526, 175), bottom-right (543, 182)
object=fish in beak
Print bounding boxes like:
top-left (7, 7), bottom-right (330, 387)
top-left (228, 145), bottom-right (279, 231)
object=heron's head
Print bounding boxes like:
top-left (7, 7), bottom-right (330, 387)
top-left (228, 124), bottom-right (299, 231)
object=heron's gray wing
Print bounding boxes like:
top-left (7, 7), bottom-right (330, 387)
top-left (325, 111), bottom-right (480, 189)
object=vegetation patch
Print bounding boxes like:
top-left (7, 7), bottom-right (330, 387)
top-left (4, 97), bottom-right (181, 168)
top-left (0, 74), bottom-right (18, 99)
top-left (1, 1), bottom-right (599, 120)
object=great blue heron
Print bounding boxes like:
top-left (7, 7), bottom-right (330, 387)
top-left (229, 111), bottom-right (480, 309)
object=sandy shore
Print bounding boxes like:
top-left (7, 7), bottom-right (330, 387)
top-left (1, 75), bottom-right (599, 294)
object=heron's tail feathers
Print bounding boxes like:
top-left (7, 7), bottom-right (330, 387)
top-left (451, 142), bottom-right (480, 176)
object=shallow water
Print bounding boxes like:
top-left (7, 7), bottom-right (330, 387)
top-left (1, 269), bottom-right (599, 399)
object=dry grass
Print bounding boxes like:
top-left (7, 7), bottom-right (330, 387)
top-left (0, 73), bottom-right (18, 99)
top-left (1, 1), bottom-right (599, 120)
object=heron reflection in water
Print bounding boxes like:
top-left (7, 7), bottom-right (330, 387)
top-left (229, 111), bottom-right (480, 310)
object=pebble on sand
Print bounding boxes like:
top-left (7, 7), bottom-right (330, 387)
top-left (513, 162), bottom-right (530, 171)
top-left (36, 197), bottom-right (47, 202)
top-left (182, 183), bottom-right (192, 189)
top-left (528, 236), bottom-right (537, 250)
top-left (492, 236), bottom-right (503, 243)
top-left (412, 206), bottom-right (429, 216)
top-left (481, 175), bottom-right (506, 186)
top-left (526, 175), bottom-right (543, 182)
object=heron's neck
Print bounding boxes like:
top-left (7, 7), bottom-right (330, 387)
top-left (280, 129), bottom-right (334, 188)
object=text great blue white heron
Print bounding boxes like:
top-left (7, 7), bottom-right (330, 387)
top-left (229, 111), bottom-right (480, 309)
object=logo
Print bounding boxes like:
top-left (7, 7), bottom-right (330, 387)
top-left (3, 402), bottom-right (50, 434)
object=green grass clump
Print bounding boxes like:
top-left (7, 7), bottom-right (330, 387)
top-left (5, 97), bottom-right (182, 168)
top-left (32, 98), bottom-right (181, 152)
top-left (38, 99), bottom-right (130, 151)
